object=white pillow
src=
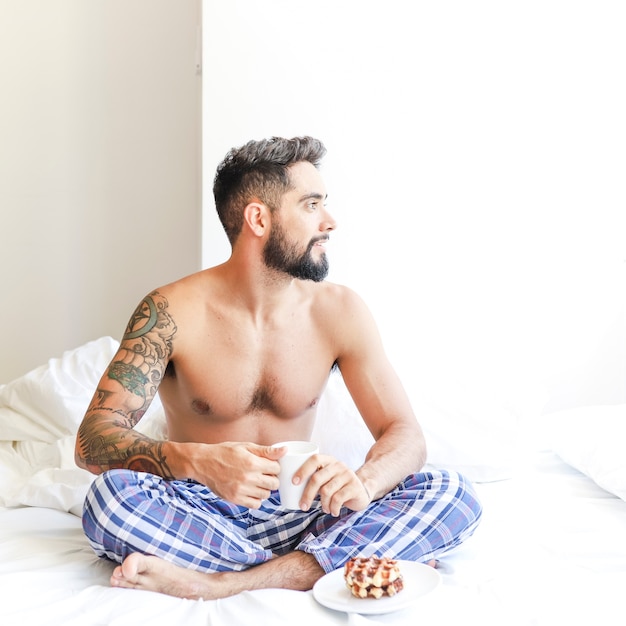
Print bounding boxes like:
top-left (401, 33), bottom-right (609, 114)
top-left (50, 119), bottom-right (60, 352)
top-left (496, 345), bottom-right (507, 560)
top-left (411, 375), bottom-right (528, 482)
top-left (311, 371), bottom-right (374, 470)
top-left (545, 404), bottom-right (626, 501)
top-left (420, 402), bottom-right (519, 483)
top-left (0, 336), bottom-right (119, 442)
top-left (312, 370), bottom-right (520, 483)
top-left (0, 336), bottom-right (166, 513)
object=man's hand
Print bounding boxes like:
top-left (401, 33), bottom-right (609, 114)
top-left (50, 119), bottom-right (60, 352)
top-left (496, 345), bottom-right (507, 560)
top-left (295, 455), bottom-right (371, 516)
top-left (199, 442), bottom-right (285, 509)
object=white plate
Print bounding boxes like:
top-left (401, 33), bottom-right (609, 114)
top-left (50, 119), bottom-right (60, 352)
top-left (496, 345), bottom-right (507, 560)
top-left (312, 560), bottom-right (440, 615)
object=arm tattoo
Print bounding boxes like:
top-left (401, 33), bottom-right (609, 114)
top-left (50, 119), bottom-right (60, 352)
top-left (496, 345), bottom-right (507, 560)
top-left (109, 290), bottom-right (177, 403)
top-left (76, 291), bottom-right (178, 478)
top-left (77, 418), bottom-right (174, 477)
top-left (108, 361), bottom-right (149, 398)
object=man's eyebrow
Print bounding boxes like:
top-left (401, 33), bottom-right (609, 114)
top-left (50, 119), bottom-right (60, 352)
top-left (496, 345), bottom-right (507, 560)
top-left (299, 192), bottom-right (327, 202)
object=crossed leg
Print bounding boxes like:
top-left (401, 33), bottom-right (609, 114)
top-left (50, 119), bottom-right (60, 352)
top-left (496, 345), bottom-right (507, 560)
top-left (111, 551), bottom-right (439, 600)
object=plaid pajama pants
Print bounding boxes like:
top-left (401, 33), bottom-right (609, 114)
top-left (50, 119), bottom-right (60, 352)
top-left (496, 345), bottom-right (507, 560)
top-left (82, 468), bottom-right (481, 574)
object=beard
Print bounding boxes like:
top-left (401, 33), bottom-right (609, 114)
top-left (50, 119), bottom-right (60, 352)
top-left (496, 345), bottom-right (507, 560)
top-left (263, 221), bottom-right (329, 282)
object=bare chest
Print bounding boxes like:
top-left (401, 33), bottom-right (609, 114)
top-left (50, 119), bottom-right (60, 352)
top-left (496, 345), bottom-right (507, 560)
top-left (159, 321), bottom-right (335, 441)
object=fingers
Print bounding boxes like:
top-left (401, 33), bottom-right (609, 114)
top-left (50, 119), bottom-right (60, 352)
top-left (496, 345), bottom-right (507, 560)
top-left (313, 467), bottom-right (347, 516)
top-left (246, 443), bottom-right (283, 477)
top-left (292, 454), bottom-right (327, 485)
top-left (299, 457), bottom-right (362, 516)
top-left (256, 444), bottom-right (287, 461)
top-left (227, 475), bottom-right (279, 508)
top-left (241, 486), bottom-right (275, 509)
top-left (214, 444), bottom-right (282, 505)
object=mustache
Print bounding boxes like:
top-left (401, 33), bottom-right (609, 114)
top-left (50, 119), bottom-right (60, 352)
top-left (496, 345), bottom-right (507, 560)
top-left (306, 237), bottom-right (327, 254)
top-left (308, 235), bottom-right (329, 247)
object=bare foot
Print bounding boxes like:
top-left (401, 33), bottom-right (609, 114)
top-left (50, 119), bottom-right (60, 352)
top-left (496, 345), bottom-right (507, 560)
top-left (111, 553), bottom-right (225, 600)
top-left (110, 550), bottom-right (325, 600)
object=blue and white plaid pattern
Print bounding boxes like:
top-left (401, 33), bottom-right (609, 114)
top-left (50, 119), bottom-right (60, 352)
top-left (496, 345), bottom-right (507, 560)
top-left (83, 468), bottom-right (481, 574)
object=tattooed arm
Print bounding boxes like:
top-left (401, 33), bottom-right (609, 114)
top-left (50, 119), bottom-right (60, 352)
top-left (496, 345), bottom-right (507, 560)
top-left (75, 291), bottom-right (177, 477)
top-left (75, 289), bottom-right (284, 507)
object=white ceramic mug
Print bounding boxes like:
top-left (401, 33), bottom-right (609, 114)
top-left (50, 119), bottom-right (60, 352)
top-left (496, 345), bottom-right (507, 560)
top-left (272, 440), bottom-right (319, 509)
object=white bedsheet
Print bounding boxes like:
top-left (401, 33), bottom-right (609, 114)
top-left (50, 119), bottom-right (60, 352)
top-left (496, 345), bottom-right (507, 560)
top-left (1, 451), bottom-right (625, 626)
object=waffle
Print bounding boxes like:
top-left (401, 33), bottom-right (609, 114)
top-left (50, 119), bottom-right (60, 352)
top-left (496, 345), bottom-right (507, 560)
top-left (343, 556), bottom-right (404, 599)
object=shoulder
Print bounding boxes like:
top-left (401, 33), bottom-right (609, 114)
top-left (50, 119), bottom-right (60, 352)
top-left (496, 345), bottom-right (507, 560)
top-left (124, 270), bottom-right (214, 342)
top-left (144, 269), bottom-right (216, 311)
top-left (314, 280), bottom-right (371, 314)
top-left (309, 281), bottom-right (379, 339)
top-left (307, 282), bottom-right (386, 367)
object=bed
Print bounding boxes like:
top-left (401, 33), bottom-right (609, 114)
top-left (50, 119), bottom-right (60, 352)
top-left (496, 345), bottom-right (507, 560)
top-left (1, 337), bottom-right (625, 625)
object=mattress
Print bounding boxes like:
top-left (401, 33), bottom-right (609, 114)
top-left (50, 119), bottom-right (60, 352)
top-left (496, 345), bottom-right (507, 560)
top-left (1, 338), bottom-right (625, 625)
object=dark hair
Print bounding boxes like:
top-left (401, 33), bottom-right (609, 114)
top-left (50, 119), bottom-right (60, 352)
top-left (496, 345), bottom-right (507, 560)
top-left (213, 136), bottom-right (327, 244)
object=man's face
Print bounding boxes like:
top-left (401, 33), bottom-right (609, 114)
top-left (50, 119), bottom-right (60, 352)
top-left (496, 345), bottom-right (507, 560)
top-left (262, 161), bottom-right (334, 282)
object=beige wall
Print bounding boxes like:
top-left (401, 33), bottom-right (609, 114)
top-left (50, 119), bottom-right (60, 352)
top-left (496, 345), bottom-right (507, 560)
top-left (0, 0), bottom-right (202, 382)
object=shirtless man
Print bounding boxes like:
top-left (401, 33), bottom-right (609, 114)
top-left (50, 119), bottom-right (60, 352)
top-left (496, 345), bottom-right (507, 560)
top-left (75, 136), bottom-right (481, 600)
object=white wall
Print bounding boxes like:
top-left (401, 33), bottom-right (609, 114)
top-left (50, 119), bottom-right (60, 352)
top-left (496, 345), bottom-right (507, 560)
top-left (202, 1), bottom-right (625, 416)
top-left (0, 0), bottom-right (202, 382)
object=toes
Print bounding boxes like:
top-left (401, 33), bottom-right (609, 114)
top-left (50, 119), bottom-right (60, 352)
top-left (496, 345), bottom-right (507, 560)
top-left (111, 554), bottom-right (144, 588)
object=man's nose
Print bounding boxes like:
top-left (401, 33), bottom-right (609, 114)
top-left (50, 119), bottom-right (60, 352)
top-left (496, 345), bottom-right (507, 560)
top-left (320, 207), bottom-right (337, 232)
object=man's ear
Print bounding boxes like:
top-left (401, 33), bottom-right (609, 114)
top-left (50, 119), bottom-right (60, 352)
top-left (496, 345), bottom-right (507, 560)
top-left (243, 202), bottom-right (270, 237)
